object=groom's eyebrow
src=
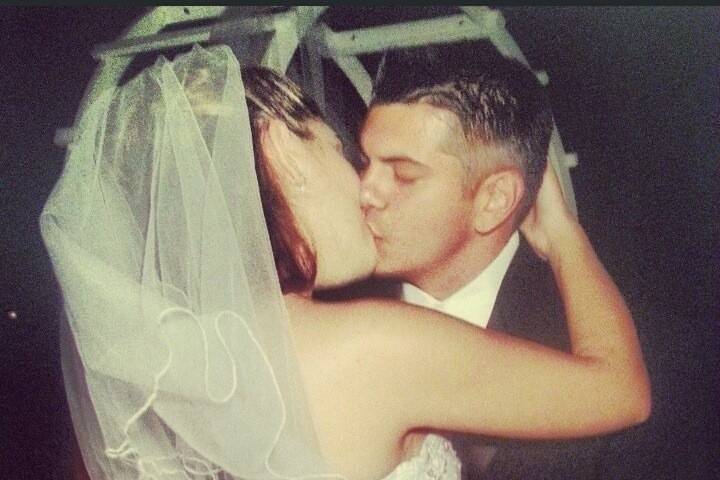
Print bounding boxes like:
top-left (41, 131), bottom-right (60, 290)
top-left (357, 151), bottom-right (430, 173)
top-left (382, 156), bottom-right (416, 164)
top-left (381, 156), bottom-right (431, 172)
top-left (365, 154), bottom-right (421, 166)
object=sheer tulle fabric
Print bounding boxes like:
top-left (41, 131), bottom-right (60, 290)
top-left (42, 45), bottom-right (334, 479)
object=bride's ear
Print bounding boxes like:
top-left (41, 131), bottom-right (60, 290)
top-left (260, 118), bottom-right (307, 190)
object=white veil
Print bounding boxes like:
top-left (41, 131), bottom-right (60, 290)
top-left (42, 45), bottom-right (334, 479)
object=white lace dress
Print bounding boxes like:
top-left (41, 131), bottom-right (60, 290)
top-left (382, 434), bottom-right (461, 480)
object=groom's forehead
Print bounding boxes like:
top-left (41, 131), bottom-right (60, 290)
top-left (362, 103), bottom-right (456, 149)
top-left (365, 101), bottom-right (456, 125)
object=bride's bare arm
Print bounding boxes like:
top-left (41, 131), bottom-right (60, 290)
top-left (294, 168), bottom-right (650, 441)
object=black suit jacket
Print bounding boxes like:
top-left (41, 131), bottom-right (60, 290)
top-left (316, 238), bottom-right (608, 479)
top-left (452, 238), bottom-right (611, 480)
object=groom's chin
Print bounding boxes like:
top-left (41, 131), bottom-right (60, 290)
top-left (370, 259), bottom-right (403, 280)
top-left (370, 267), bottom-right (406, 284)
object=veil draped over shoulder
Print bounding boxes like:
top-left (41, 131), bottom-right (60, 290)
top-left (41, 45), bottom-right (333, 480)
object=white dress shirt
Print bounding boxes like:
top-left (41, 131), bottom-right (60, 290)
top-left (401, 232), bottom-right (520, 328)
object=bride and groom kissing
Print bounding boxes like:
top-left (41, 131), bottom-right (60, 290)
top-left (45, 42), bottom-right (649, 480)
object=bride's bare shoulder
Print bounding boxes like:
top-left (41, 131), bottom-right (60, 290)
top-left (286, 294), bottom-right (457, 395)
top-left (287, 294), bottom-right (430, 349)
top-left (285, 293), bottom-right (496, 457)
top-left (286, 294), bottom-right (425, 465)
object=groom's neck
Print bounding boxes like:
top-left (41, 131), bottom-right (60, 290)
top-left (408, 232), bottom-right (511, 301)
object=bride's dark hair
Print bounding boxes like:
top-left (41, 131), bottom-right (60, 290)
top-left (242, 67), bottom-right (324, 293)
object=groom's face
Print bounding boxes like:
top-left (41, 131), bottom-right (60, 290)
top-left (359, 103), bottom-right (475, 282)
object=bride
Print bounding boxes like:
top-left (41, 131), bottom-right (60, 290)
top-left (41, 45), bottom-right (650, 480)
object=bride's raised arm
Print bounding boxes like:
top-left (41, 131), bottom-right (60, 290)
top-left (299, 166), bottom-right (650, 440)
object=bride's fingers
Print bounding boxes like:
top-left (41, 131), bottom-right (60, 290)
top-left (537, 163), bottom-right (563, 202)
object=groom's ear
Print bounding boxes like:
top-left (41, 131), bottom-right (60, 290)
top-left (472, 168), bottom-right (525, 234)
top-left (261, 119), bottom-right (307, 191)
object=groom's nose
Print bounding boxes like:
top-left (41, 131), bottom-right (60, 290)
top-left (360, 186), bottom-right (386, 211)
top-left (360, 163), bottom-right (390, 211)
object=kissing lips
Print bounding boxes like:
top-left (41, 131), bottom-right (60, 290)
top-left (366, 221), bottom-right (382, 241)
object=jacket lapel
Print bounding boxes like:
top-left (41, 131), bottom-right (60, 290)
top-left (486, 238), bottom-right (570, 352)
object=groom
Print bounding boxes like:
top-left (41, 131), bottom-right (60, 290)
top-left (355, 44), bottom-right (605, 479)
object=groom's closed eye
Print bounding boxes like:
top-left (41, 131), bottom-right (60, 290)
top-left (384, 157), bottom-right (429, 184)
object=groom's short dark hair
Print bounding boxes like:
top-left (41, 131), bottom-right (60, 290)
top-left (370, 42), bottom-right (553, 225)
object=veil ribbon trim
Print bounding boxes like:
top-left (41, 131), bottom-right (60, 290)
top-left (42, 44), bottom-right (338, 480)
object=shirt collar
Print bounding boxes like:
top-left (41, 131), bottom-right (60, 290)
top-left (401, 232), bottom-right (520, 326)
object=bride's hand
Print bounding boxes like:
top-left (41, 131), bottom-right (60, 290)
top-left (520, 163), bottom-right (579, 262)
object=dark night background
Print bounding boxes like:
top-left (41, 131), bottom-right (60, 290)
top-left (1, 6), bottom-right (718, 479)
